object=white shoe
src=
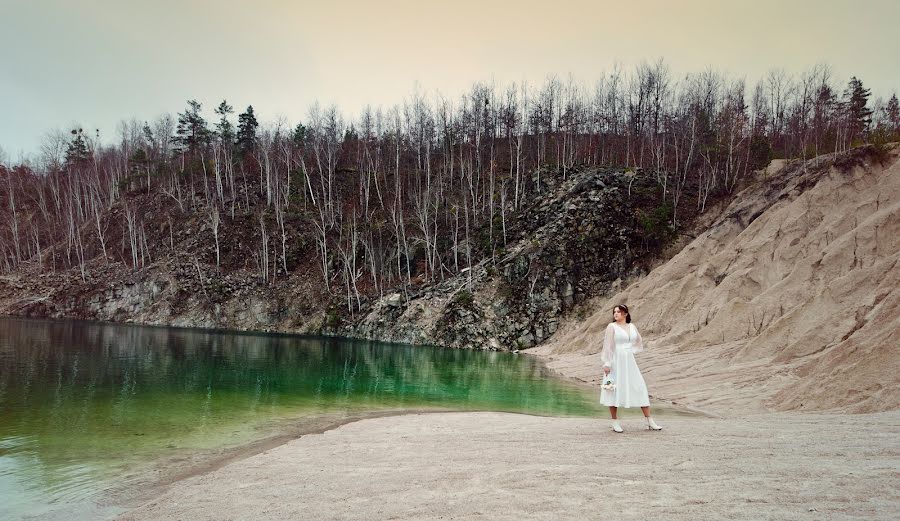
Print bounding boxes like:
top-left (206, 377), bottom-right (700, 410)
top-left (611, 421), bottom-right (624, 433)
top-left (647, 417), bottom-right (662, 431)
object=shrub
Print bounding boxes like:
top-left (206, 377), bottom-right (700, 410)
top-left (325, 310), bottom-right (341, 328)
top-left (453, 290), bottom-right (474, 307)
top-left (638, 203), bottom-right (676, 248)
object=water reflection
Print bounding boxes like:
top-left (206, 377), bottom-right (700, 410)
top-left (0, 317), bottom-right (599, 519)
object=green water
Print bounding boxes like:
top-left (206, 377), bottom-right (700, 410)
top-left (0, 317), bottom-right (604, 520)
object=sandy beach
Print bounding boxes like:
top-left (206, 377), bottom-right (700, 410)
top-left (116, 409), bottom-right (900, 520)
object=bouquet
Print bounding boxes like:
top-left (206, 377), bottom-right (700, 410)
top-left (601, 378), bottom-right (616, 391)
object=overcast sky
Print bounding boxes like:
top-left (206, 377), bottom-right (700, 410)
top-left (2, 0), bottom-right (898, 160)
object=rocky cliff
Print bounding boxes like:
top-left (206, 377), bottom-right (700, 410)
top-left (345, 167), bottom-right (669, 349)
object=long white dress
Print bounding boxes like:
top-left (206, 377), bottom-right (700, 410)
top-left (599, 322), bottom-right (650, 408)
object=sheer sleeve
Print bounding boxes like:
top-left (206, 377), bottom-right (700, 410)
top-left (601, 323), bottom-right (615, 368)
top-left (631, 323), bottom-right (644, 354)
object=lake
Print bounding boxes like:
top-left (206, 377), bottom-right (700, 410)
top-left (0, 317), bottom-right (613, 520)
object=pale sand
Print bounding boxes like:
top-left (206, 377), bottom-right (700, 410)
top-left (117, 410), bottom-right (900, 521)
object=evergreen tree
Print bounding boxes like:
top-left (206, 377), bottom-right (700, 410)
top-left (291, 123), bottom-right (307, 147)
top-left (844, 77), bottom-right (872, 141)
top-left (142, 123), bottom-right (153, 145)
top-left (215, 100), bottom-right (235, 144)
top-left (812, 83), bottom-right (836, 150)
top-left (343, 124), bottom-right (359, 142)
top-left (237, 105), bottom-right (259, 154)
top-left (175, 99), bottom-right (210, 155)
top-left (64, 128), bottom-right (91, 168)
top-left (883, 94), bottom-right (900, 135)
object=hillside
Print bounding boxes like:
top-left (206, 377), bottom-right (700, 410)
top-left (530, 145), bottom-right (900, 414)
top-left (0, 165), bottom-right (678, 348)
top-left (345, 167), bottom-right (672, 349)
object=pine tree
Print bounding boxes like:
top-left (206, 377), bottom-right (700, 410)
top-left (237, 105), bottom-right (259, 154)
top-left (844, 77), bottom-right (873, 142)
top-left (813, 83), bottom-right (836, 151)
top-left (142, 123), bottom-right (153, 145)
top-left (215, 100), bottom-right (235, 144)
top-left (883, 94), bottom-right (900, 136)
top-left (64, 128), bottom-right (91, 168)
top-left (291, 123), bottom-right (307, 147)
top-left (175, 99), bottom-right (210, 155)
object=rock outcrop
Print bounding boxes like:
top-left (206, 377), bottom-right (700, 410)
top-left (345, 168), bottom-right (668, 349)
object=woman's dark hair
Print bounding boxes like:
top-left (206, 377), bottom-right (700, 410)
top-left (614, 304), bottom-right (632, 323)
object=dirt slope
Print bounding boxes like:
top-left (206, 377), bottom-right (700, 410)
top-left (531, 146), bottom-right (900, 414)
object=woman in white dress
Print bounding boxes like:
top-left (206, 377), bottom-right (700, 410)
top-left (600, 304), bottom-right (662, 433)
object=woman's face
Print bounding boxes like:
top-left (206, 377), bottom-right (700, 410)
top-left (613, 307), bottom-right (625, 321)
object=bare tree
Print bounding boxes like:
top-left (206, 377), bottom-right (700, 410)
top-left (208, 205), bottom-right (221, 269)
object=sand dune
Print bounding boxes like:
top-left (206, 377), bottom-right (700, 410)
top-left (531, 147), bottom-right (900, 414)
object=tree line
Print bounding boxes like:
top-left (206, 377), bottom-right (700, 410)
top-left (1, 62), bottom-right (898, 313)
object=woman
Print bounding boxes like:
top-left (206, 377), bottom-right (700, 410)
top-left (600, 304), bottom-right (662, 433)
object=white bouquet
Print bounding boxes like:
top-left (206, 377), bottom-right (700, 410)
top-left (601, 378), bottom-right (616, 391)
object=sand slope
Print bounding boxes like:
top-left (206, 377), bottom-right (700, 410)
top-left (117, 411), bottom-right (900, 521)
top-left (531, 148), bottom-right (900, 414)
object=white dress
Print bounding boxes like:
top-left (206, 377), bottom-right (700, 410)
top-left (599, 322), bottom-right (650, 408)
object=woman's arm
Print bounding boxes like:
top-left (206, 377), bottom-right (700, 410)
top-left (632, 323), bottom-right (644, 354)
top-left (601, 323), bottom-right (615, 370)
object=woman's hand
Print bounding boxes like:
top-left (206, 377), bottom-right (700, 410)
top-left (603, 366), bottom-right (610, 375)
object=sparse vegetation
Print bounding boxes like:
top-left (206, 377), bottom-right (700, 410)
top-left (0, 67), bottom-right (895, 329)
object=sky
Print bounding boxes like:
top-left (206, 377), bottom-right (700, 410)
top-left (1, 0), bottom-right (899, 161)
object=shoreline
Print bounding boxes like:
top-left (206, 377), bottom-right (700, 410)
top-left (103, 407), bottom-right (455, 511)
top-left (106, 395), bottom-right (704, 517)
top-left (99, 346), bottom-right (711, 515)
top-left (116, 409), bottom-right (900, 521)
